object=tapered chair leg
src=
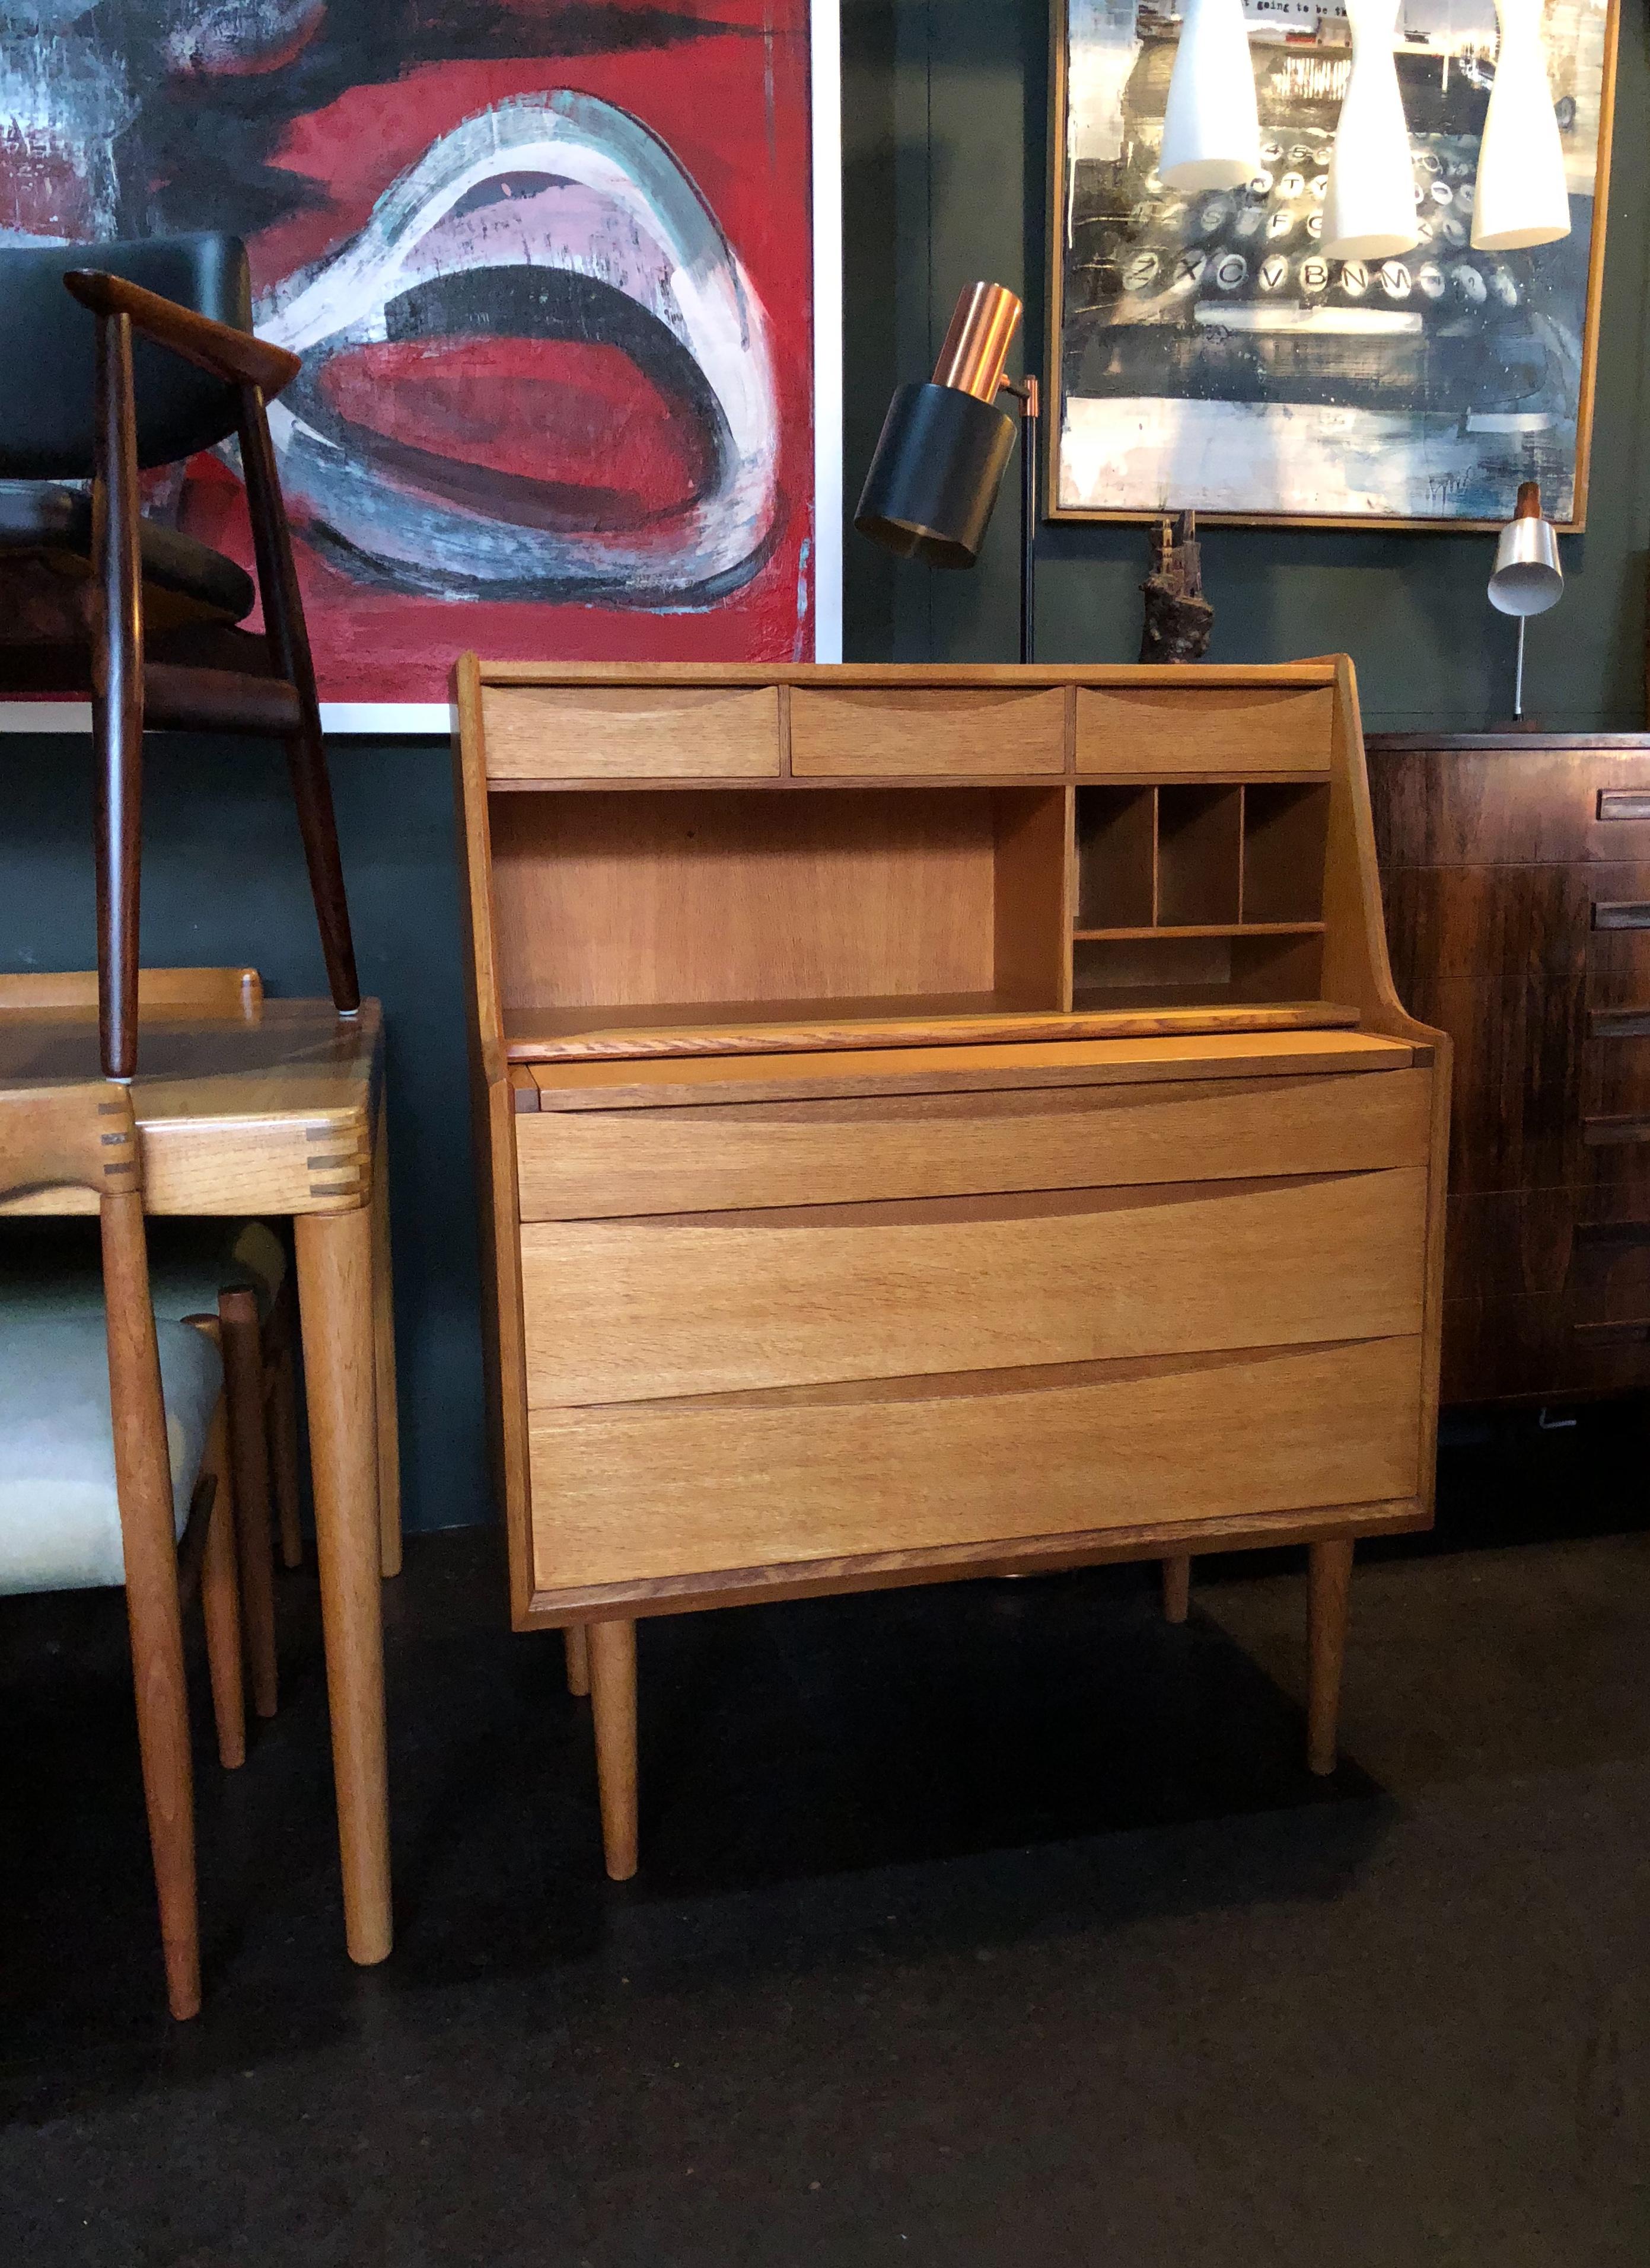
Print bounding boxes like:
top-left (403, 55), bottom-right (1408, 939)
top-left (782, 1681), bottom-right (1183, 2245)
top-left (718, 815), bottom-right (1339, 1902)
top-left (371, 1112), bottom-right (402, 1578)
top-left (1307, 1539), bottom-right (1355, 1776)
top-left (198, 1405), bottom-right (247, 1771)
top-left (588, 1621), bottom-right (639, 1881)
top-left (565, 1626), bottom-right (591, 1698)
top-left (1161, 1554), bottom-right (1191, 1625)
top-left (104, 1186), bottom-right (201, 2020)
top-left (269, 1338), bottom-right (304, 1571)
top-left (218, 1288), bottom-right (278, 1718)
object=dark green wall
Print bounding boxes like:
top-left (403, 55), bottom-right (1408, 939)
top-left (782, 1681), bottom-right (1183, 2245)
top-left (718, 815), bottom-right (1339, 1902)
top-left (4, 2), bottom-right (1648, 1530)
top-left (842, 1), bottom-right (1650, 732)
top-left (0, 733), bottom-right (489, 1532)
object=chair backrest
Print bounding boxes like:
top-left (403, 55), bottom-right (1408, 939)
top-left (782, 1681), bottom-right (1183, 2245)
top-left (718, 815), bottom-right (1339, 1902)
top-left (0, 234), bottom-right (251, 479)
top-left (0, 967), bottom-right (263, 1017)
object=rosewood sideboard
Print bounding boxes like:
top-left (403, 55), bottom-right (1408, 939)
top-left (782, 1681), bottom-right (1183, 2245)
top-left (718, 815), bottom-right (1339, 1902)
top-left (1369, 732), bottom-right (1650, 1406)
top-left (456, 658), bottom-right (1449, 1878)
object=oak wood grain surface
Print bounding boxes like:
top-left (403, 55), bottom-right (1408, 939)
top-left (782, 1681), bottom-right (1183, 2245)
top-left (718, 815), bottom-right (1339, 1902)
top-left (506, 1000), bottom-right (1359, 1063)
top-left (520, 1026), bottom-right (1418, 1110)
top-left (527, 1334), bottom-right (1424, 1591)
top-left (482, 684), bottom-right (781, 780)
top-left (521, 1167), bottom-right (1428, 1405)
top-left (514, 1067), bottom-right (1434, 1219)
top-left (1076, 684), bottom-right (1334, 777)
top-left (0, 998), bottom-right (380, 1217)
top-left (789, 685), bottom-right (1066, 776)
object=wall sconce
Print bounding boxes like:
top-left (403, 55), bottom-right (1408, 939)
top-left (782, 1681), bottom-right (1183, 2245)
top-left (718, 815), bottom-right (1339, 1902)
top-left (1487, 479), bottom-right (1563, 719)
top-left (855, 282), bottom-right (1040, 662)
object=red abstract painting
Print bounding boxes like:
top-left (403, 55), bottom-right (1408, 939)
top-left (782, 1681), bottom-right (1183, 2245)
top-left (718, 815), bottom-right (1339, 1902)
top-left (2, 2), bottom-right (829, 701)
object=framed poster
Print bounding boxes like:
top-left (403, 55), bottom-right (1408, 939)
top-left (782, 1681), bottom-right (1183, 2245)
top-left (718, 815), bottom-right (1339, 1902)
top-left (0, 1), bottom-right (841, 726)
top-left (1049, 0), bottom-right (1617, 529)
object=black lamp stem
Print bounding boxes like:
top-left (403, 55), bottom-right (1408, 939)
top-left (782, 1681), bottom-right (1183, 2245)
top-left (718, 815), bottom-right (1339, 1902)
top-left (1004, 374), bottom-right (1039, 665)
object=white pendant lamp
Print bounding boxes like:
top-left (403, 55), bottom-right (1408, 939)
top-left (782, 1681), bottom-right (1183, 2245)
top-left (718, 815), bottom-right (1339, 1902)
top-left (1159, 0), bottom-right (1262, 193)
top-left (1473, 0), bottom-right (1571, 250)
top-left (1322, 0), bottom-right (1420, 259)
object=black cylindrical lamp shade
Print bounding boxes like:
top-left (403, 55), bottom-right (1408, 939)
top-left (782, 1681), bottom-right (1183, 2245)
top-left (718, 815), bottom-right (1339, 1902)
top-left (854, 382), bottom-right (1017, 569)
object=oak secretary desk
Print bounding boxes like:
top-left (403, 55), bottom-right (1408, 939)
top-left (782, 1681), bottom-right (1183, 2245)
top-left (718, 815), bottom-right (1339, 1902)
top-left (453, 657), bottom-right (1449, 1878)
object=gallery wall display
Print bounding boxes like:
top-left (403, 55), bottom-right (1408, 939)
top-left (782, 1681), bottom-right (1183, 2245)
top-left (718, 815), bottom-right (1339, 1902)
top-left (0, 1), bottom-right (842, 717)
top-left (1049, 0), bottom-right (1618, 529)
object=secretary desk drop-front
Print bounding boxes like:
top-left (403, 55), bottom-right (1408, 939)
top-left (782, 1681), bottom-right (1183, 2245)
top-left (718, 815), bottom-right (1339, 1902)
top-left (453, 657), bottom-right (1449, 1879)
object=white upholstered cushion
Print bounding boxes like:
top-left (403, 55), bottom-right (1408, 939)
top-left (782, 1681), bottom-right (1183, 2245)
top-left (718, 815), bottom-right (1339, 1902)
top-left (0, 1310), bottom-right (222, 1596)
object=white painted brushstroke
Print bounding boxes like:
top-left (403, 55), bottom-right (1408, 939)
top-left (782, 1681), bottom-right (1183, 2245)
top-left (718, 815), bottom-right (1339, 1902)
top-left (257, 92), bottom-right (781, 603)
top-left (1057, 392), bottom-right (1575, 517)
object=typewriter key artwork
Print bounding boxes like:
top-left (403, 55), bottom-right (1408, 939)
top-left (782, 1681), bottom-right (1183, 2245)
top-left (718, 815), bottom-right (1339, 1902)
top-left (0, 2), bottom-right (840, 705)
top-left (1050, 0), bottom-right (1619, 528)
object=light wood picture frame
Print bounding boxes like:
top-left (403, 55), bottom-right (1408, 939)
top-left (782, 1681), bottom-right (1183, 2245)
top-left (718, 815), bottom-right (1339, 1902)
top-left (1047, 0), bottom-right (1619, 532)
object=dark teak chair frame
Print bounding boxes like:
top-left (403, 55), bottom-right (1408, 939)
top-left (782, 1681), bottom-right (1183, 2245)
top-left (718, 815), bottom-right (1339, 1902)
top-left (63, 266), bottom-right (358, 1079)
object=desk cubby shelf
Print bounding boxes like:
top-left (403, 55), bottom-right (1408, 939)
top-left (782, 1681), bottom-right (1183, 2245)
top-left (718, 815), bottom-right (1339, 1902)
top-left (461, 666), bottom-right (1352, 1063)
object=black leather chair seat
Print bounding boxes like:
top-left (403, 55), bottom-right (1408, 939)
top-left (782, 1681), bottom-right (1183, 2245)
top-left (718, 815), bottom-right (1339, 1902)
top-left (0, 482), bottom-right (255, 624)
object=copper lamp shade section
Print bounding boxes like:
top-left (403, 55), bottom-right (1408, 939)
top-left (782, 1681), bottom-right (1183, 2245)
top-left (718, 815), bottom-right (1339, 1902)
top-left (932, 281), bottom-right (1023, 401)
top-left (855, 282), bottom-right (1025, 570)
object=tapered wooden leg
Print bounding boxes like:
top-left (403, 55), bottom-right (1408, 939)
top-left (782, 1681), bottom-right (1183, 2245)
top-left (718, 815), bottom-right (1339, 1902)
top-left (199, 1407), bottom-right (246, 1772)
top-left (295, 1204), bottom-right (392, 1964)
top-left (371, 1111), bottom-right (402, 1578)
top-left (588, 1621), bottom-right (638, 1882)
top-left (565, 1626), bottom-right (591, 1698)
top-left (218, 1288), bottom-right (278, 1718)
top-left (1161, 1553), bottom-right (1191, 1625)
top-left (1307, 1538), bottom-right (1355, 1776)
top-left (269, 1339), bottom-right (304, 1570)
top-left (104, 1185), bottom-right (200, 2019)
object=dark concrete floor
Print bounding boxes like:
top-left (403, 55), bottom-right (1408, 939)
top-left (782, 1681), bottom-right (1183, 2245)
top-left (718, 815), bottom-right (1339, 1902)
top-left (3, 1406), bottom-right (1649, 2267)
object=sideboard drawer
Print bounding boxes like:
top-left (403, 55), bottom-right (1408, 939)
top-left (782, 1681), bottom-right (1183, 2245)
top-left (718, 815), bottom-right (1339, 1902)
top-left (1371, 748), bottom-right (1650, 866)
top-left (788, 686), bottom-right (1066, 776)
top-left (482, 684), bottom-right (781, 779)
top-left (528, 1334), bottom-right (1424, 1589)
top-left (515, 1067), bottom-right (1435, 1219)
top-left (520, 1167), bottom-right (1428, 1403)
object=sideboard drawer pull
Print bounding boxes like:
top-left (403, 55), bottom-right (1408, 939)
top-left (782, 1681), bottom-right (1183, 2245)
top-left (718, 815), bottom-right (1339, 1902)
top-left (1572, 1218), bottom-right (1650, 1249)
top-left (1591, 1008), bottom-right (1650, 1038)
top-left (1597, 791), bottom-right (1650, 821)
top-left (1583, 1113), bottom-right (1650, 1146)
top-left (1591, 901), bottom-right (1650, 930)
top-left (1573, 1318), bottom-right (1650, 1347)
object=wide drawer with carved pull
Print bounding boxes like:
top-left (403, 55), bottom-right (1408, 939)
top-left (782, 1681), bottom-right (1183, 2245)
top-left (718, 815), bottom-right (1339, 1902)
top-left (514, 1059), bottom-right (1432, 1219)
top-left (519, 1166), bottom-right (1428, 1406)
top-left (527, 1334), bottom-right (1425, 1590)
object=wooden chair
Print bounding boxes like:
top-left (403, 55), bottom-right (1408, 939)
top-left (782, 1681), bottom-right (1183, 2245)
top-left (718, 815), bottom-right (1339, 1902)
top-left (0, 1077), bottom-right (244, 2020)
top-left (0, 964), bottom-right (307, 1705)
top-left (0, 234), bottom-right (358, 1079)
